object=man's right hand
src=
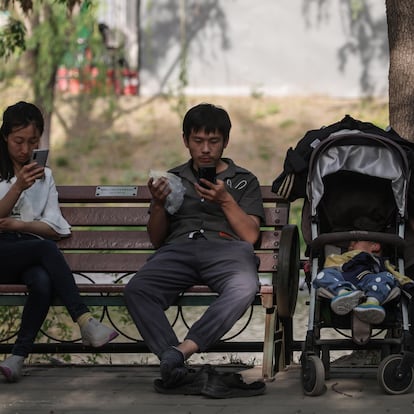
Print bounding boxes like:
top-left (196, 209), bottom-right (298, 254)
top-left (147, 177), bottom-right (172, 248)
top-left (148, 177), bottom-right (172, 206)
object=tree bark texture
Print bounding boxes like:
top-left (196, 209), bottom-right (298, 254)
top-left (386, 0), bottom-right (414, 141)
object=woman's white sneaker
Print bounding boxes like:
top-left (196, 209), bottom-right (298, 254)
top-left (81, 318), bottom-right (119, 347)
top-left (0, 355), bottom-right (24, 383)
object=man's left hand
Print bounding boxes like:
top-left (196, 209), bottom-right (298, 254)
top-left (195, 179), bottom-right (232, 205)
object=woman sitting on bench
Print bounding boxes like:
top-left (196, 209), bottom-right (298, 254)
top-left (0, 101), bottom-right (118, 383)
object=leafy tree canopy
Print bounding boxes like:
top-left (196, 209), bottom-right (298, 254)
top-left (0, 0), bottom-right (88, 58)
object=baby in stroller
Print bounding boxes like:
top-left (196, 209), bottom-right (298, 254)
top-left (313, 240), bottom-right (408, 325)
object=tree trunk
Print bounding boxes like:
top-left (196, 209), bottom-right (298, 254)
top-left (39, 107), bottom-right (53, 150)
top-left (386, 0), bottom-right (414, 141)
top-left (24, 3), bottom-right (60, 149)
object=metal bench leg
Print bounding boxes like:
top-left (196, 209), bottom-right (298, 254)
top-left (262, 307), bottom-right (276, 380)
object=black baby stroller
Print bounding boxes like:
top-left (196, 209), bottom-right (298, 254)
top-left (273, 116), bottom-right (414, 396)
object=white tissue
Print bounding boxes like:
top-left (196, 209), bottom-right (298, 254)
top-left (149, 170), bottom-right (186, 214)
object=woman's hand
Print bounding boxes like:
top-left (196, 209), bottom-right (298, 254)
top-left (0, 217), bottom-right (61, 239)
top-left (14, 162), bottom-right (45, 192)
top-left (0, 217), bottom-right (23, 232)
top-left (0, 163), bottom-right (46, 220)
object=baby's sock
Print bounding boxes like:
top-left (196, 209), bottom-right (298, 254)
top-left (364, 297), bottom-right (380, 306)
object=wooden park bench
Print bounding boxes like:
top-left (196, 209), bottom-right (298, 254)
top-left (0, 185), bottom-right (300, 380)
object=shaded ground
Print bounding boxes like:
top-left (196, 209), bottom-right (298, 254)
top-left (1, 364), bottom-right (413, 414)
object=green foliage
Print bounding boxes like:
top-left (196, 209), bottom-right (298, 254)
top-left (350, 0), bottom-right (364, 20)
top-left (0, 306), bottom-right (21, 339)
top-left (254, 103), bottom-right (280, 120)
top-left (1, 0), bottom-right (85, 15)
top-left (250, 87), bottom-right (264, 99)
top-left (1, 0), bottom-right (100, 118)
top-left (168, 45), bottom-right (188, 119)
top-left (1, 0), bottom-right (34, 14)
top-left (26, 1), bottom-right (99, 112)
top-left (0, 17), bottom-right (26, 59)
top-left (257, 142), bottom-right (273, 161)
top-left (279, 119), bottom-right (296, 129)
top-left (55, 156), bottom-right (69, 167)
top-left (0, 1), bottom-right (90, 60)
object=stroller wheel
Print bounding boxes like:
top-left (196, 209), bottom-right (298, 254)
top-left (301, 354), bottom-right (326, 396)
top-left (378, 354), bottom-right (414, 395)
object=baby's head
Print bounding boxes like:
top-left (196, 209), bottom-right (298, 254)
top-left (348, 240), bottom-right (381, 255)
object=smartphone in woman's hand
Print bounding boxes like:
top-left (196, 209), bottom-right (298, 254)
top-left (30, 149), bottom-right (49, 167)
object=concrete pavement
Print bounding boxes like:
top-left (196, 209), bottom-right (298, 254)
top-left (1, 363), bottom-right (413, 414)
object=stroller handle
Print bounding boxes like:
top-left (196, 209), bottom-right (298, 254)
top-left (311, 231), bottom-right (405, 252)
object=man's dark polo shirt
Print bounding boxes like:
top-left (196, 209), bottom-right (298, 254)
top-left (162, 158), bottom-right (265, 244)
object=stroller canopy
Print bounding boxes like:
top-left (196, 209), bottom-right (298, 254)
top-left (307, 130), bottom-right (410, 218)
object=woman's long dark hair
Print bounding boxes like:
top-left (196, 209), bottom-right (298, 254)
top-left (0, 101), bottom-right (44, 181)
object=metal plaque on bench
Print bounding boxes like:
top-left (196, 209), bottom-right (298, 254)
top-left (95, 186), bottom-right (138, 197)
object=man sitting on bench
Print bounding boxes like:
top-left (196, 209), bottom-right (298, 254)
top-left (125, 103), bottom-right (266, 398)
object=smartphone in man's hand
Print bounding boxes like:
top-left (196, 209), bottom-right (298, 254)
top-left (198, 165), bottom-right (216, 189)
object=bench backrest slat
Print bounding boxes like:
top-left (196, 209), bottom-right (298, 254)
top-left (60, 207), bottom-right (150, 226)
top-left (58, 231), bottom-right (153, 250)
top-left (60, 205), bottom-right (287, 229)
top-left (57, 185), bottom-right (281, 203)
top-left (62, 252), bottom-right (280, 274)
top-left (58, 230), bottom-right (282, 251)
top-left (54, 185), bottom-right (288, 279)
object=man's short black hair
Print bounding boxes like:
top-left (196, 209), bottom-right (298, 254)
top-left (182, 103), bottom-right (231, 141)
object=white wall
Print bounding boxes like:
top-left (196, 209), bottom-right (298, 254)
top-left (100, 0), bottom-right (389, 98)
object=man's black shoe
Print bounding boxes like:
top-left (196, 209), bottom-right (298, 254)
top-left (154, 364), bottom-right (265, 398)
top-left (153, 366), bottom-right (210, 395)
top-left (159, 347), bottom-right (186, 386)
top-left (201, 370), bottom-right (266, 399)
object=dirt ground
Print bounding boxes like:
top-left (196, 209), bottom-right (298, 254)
top-left (0, 78), bottom-right (389, 185)
top-left (48, 94), bottom-right (389, 186)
